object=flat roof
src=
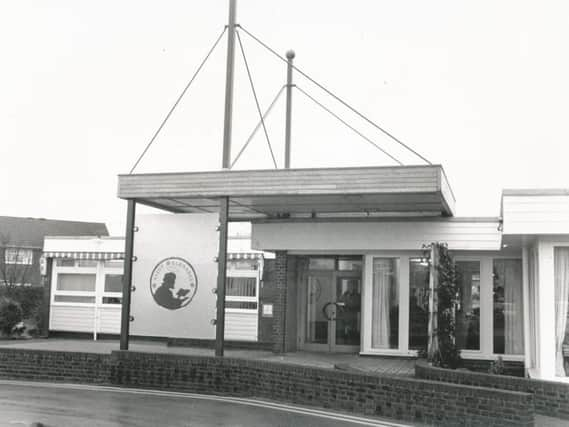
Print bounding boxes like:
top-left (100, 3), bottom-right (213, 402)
top-left (502, 188), bottom-right (569, 196)
top-left (117, 165), bottom-right (455, 220)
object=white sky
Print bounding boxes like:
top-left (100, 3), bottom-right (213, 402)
top-left (1, 1), bottom-right (568, 235)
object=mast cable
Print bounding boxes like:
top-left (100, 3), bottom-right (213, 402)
top-left (238, 25), bottom-right (431, 165)
top-left (235, 30), bottom-right (278, 168)
top-left (129, 27), bottom-right (227, 174)
top-left (296, 86), bottom-right (403, 165)
top-left (231, 85), bottom-right (286, 168)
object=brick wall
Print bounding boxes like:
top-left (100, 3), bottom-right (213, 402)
top-left (111, 351), bottom-right (533, 427)
top-left (0, 348), bottom-right (112, 384)
top-left (416, 360), bottom-right (569, 420)
top-left (0, 347), bottom-right (536, 426)
top-left (461, 358), bottom-right (525, 377)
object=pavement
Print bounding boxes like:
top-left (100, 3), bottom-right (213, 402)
top-left (0, 338), bottom-right (416, 376)
top-left (0, 380), bottom-right (416, 427)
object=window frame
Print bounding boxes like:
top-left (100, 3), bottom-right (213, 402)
top-left (225, 269), bottom-right (259, 313)
top-left (454, 255), bottom-right (524, 362)
top-left (4, 248), bottom-right (33, 265)
top-left (51, 263), bottom-right (98, 307)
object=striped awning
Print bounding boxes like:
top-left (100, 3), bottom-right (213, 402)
top-left (228, 252), bottom-right (263, 260)
top-left (43, 251), bottom-right (124, 260)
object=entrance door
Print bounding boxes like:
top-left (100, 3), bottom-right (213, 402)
top-left (301, 271), bottom-right (361, 352)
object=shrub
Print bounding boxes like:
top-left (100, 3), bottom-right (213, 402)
top-left (0, 286), bottom-right (44, 336)
top-left (423, 242), bottom-right (462, 369)
top-left (489, 356), bottom-right (506, 375)
top-left (0, 298), bottom-right (23, 336)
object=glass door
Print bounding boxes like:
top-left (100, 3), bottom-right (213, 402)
top-left (304, 272), bottom-right (333, 350)
top-left (302, 271), bottom-right (361, 352)
top-left (334, 274), bottom-right (362, 352)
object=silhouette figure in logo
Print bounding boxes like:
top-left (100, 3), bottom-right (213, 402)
top-left (153, 272), bottom-right (191, 309)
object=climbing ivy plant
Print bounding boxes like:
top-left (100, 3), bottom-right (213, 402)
top-left (423, 242), bottom-right (461, 369)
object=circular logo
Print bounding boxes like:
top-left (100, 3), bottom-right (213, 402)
top-left (150, 257), bottom-right (198, 310)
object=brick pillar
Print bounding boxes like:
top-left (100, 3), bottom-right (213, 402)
top-left (272, 251), bottom-right (288, 353)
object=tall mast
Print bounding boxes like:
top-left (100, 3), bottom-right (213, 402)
top-left (284, 50), bottom-right (295, 169)
top-left (221, 0), bottom-right (237, 169)
top-left (215, 0), bottom-right (237, 358)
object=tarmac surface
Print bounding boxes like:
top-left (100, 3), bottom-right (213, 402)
top-left (0, 380), bottom-right (414, 427)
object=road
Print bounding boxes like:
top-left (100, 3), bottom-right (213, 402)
top-left (0, 380), bottom-right (413, 427)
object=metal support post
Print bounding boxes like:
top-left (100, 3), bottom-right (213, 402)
top-left (221, 0), bottom-right (237, 169)
top-left (215, 197), bottom-right (230, 356)
top-left (284, 50), bottom-right (295, 169)
top-left (120, 199), bottom-right (136, 351)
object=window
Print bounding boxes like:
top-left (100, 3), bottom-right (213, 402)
top-left (56, 274), bottom-right (96, 292)
top-left (337, 258), bottom-right (363, 271)
top-left (226, 277), bottom-right (256, 297)
top-left (104, 275), bottom-right (123, 293)
top-left (55, 258), bottom-right (75, 267)
top-left (4, 248), bottom-right (32, 265)
top-left (308, 258), bottom-right (335, 270)
top-left (409, 259), bottom-right (430, 350)
top-left (554, 247), bottom-right (569, 376)
top-left (455, 261), bottom-right (481, 351)
top-left (102, 296), bottom-right (122, 305)
top-left (371, 258), bottom-right (399, 349)
top-left (493, 259), bottom-right (523, 354)
top-left (227, 259), bottom-right (258, 270)
top-left (225, 273), bottom-right (259, 311)
top-left (104, 260), bottom-right (124, 269)
top-left (76, 260), bottom-right (98, 268)
top-left (54, 295), bottom-right (95, 303)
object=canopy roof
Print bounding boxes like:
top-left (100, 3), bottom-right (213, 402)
top-left (117, 165), bottom-right (455, 220)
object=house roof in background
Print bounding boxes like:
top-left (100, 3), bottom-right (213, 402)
top-left (0, 216), bottom-right (108, 248)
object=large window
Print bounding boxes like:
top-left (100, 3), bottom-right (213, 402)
top-left (5, 248), bottom-right (33, 265)
top-left (493, 259), bottom-right (523, 355)
top-left (371, 258), bottom-right (399, 349)
top-left (455, 261), bottom-right (481, 350)
top-left (56, 274), bottom-right (96, 292)
top-left (554, 248), bottom-right (569, 376)
top-left (54, 273), bottom-right (96, 304)
top-left (409, 259), bottom-right (429, 350)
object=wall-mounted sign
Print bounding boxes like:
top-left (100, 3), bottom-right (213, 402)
top-left (130, 213), bottom-right (218, 340)
top-left (262, 303), bottom-right (273, 317)
top-left (150, 257), bottom-right (197, 310)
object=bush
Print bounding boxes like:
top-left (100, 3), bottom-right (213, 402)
top-left (489, 356), bottom-right (506, 375)
top-left (0, 286), bottom-right (44, 336)
top-left (0, 298), bottom-right (23, 336)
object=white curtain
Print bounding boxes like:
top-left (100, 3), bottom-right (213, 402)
top-left (372, 259), bottom-right (392, 348)
top-left (504, 260), bottom-right (524, 354)
top-left (554, 248), bottom-right (569, 376)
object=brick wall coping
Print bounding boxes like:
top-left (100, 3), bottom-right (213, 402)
top-left (415, 359), bottom-right (569, 391)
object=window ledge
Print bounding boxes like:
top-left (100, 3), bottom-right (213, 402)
top-left (360, 350), bottom-right (418, 358)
